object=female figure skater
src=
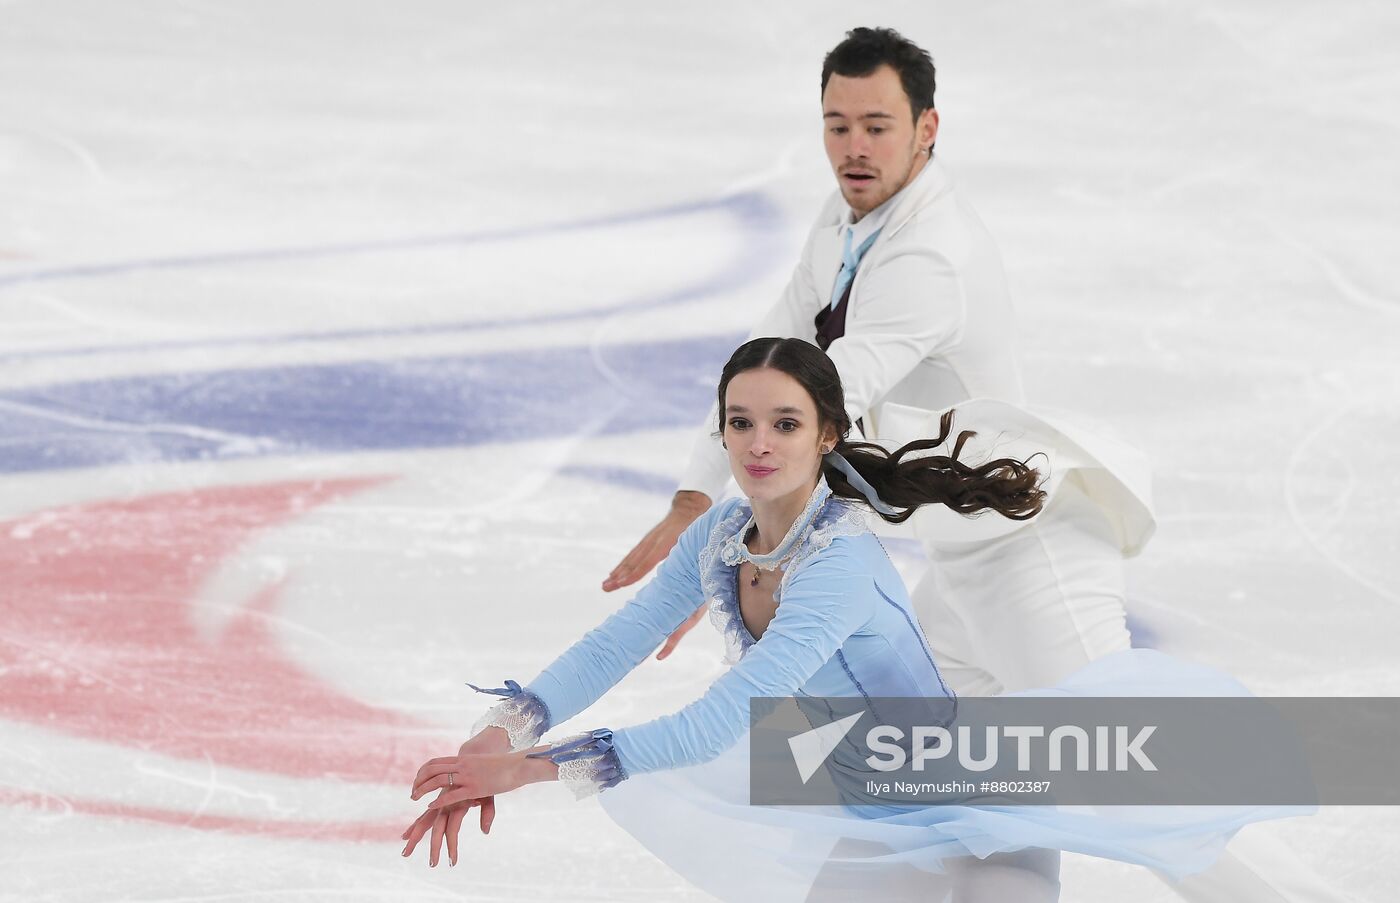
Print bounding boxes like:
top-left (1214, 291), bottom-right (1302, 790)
top-left (399, 338), bottom-right (1298, 901)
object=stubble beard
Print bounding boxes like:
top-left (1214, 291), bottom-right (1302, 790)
top-left (841, 139), bottom-right (922, 218)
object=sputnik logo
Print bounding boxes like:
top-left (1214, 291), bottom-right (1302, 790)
top-left (788, 711), bottom-right (864, 784)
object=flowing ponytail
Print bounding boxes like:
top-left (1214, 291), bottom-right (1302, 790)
top-left (825, 411), bottom-right (1045, 524)
top-left (717, 338), bottom-right (1046, 524)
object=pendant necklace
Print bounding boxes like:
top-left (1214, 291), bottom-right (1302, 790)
top-left (721, 477), bottom-right (833, 589)
top-left (743, 525), bottom-right (800, 587)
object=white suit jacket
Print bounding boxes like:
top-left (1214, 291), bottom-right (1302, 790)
top-left (678, 158), bottom-right (1155, 556)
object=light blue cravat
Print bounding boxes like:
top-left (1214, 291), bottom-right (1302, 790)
top-left (830, 226), bottom-right (883, 310)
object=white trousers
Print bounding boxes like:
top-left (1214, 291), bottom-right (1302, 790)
top-left (910, 475), bottom-right (1346, 903)
top-left (914, 472), bottom-right (1133, 695)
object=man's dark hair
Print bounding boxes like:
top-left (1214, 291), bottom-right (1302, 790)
top-left (821, 27), bottom-right (937, 122)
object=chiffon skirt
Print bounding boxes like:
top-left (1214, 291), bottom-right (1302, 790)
top-left (598, 649), bottom-right (1311, 903)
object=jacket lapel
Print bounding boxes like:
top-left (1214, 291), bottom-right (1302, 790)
top-left (844, 158), bottom-right (954, 311)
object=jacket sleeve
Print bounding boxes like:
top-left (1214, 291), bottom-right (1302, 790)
top-left (673, 400), bottom-right (730, 503)
top-left (825, 244), bottom-right (967, 427)
top-left (609, 538), bottom-right (875, 776)
top-left (675, 219), bottom-right (829, 500)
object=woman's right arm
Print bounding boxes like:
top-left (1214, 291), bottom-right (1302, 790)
top-left (467, 500), bottom-right (736, 751)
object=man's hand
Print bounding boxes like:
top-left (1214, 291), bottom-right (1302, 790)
top-left (601, 491), bottom-right (711, 592)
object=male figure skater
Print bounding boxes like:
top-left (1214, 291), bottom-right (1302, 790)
top-left (599, 25), bottom-right (1341, 903)
top-left (606, 26), bottom-right (1149, 697)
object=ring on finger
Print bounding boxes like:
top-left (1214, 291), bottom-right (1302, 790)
top-left (447, 772), bottom-right (454, 787)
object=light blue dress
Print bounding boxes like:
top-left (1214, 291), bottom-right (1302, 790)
top-left (468, 478), bottom-right (1307, 902)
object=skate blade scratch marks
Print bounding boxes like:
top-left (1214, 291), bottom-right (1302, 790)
top-left (0, 190), bottom-right (783, 362)
top-left (0, 476), bottom-right (452, 783)
top-left (0, 787), bottom-right (407, 843)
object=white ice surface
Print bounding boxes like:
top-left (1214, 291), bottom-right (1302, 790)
top-left (1, 1), bottom-right (1397, 901)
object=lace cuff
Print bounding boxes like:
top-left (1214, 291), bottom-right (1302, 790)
top-left (467, 679), bottom-right (552, 752)
top-left (525, 728), bottom-right (627, 800)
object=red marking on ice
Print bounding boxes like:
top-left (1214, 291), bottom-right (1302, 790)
top-left (0, 478), bottom-right (455, 786)
top-left (0, 787), bottom-right (406, 843)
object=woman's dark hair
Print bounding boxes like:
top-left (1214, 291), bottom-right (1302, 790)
top-left (821, 26), bottom-right (937, 123)
top-left (716, 337), bottom-right (1046, 524)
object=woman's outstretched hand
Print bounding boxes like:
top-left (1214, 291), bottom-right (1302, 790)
top-left (400, 796), bottom-right (492, 867)
top-left (602, 490), bottom-right (711, 593)
top-left (402, 727), bottom-right (513, 867)
top-left (412, 751), bottom-right (531, 804)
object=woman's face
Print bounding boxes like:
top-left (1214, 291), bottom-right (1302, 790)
top-left (722, 367), bottom-right (835, 505)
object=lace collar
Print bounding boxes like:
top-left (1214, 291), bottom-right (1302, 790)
top-left (717, 476), bottom-right (833, 572)
top-left (699, 480), bottom-right (869, 665)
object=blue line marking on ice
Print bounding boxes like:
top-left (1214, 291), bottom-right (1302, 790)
top-left (0, 333), bottom-right (745, 474)
top-left (557, 465), bottom-right (681, 497)
top-left (0, 191), bottom-right (782, 362)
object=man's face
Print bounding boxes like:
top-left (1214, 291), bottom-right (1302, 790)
top-left (822, 64), bottom-right (939, 219)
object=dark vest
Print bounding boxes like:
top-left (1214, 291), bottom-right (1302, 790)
top-left (813, 277), bottom-right (865, 435)
top-left (813, 277), bottom-right (852, 352)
